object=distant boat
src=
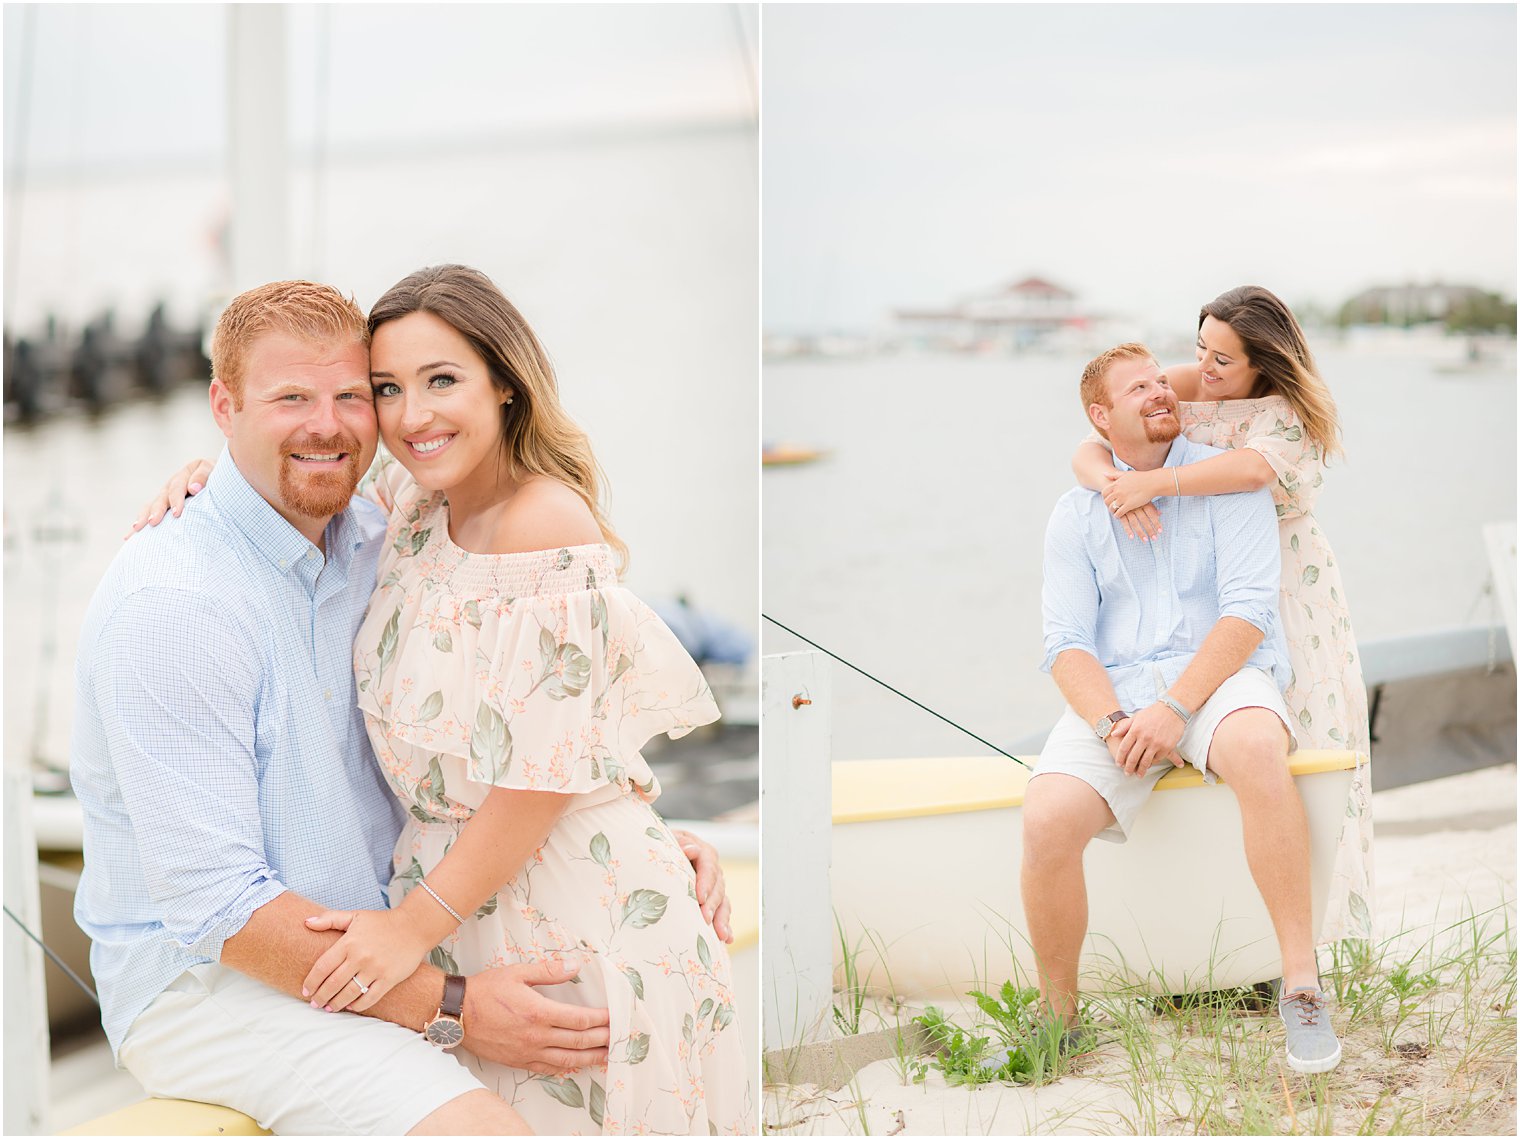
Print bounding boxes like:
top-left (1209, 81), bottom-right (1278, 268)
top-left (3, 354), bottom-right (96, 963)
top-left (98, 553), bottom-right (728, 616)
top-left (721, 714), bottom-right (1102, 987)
top-left (762, 443), bottom-right (829, 467)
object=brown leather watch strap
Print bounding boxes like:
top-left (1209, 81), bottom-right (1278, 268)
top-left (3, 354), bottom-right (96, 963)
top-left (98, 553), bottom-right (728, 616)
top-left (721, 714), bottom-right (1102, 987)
top-left (440, 973), bottom-right (466, 1019)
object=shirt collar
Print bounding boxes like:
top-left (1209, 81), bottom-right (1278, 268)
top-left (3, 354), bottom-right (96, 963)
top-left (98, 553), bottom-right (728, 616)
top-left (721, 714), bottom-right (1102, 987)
top-left (1112, 435), bottom-right (1188, 474)
top-left (206, 445), bottom-right (366, 577)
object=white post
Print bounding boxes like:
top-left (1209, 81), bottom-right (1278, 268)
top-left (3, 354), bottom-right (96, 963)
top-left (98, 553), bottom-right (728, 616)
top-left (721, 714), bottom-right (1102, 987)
top-left (4, 771), bottom-right (50, 1135)
top-left (1483, 522), bottom-right (1516, 654)
top-left (227, 5), bottom-right (288, 292)
top-left (761, 651), bottom-right (832, 1051)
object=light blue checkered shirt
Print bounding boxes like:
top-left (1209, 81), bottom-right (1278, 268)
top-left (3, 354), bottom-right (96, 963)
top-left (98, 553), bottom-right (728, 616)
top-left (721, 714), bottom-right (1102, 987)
top-left (71, 447), bottom-right (404, 1056)
top-left (1041, 435), bottom-right (1290, 712)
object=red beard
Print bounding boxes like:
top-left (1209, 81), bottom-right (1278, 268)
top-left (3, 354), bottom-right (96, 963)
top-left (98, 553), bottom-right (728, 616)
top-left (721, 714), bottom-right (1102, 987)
top-left (278, 433), bottom-right (363, 520)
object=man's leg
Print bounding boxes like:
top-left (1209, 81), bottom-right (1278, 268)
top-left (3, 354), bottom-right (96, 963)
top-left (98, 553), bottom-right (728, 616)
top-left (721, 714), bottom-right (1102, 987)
top-left (120, 964), bottom-right (514, 1135)
top-left (410, 1090), bottom-right (529, 1135)
top-left (1204, 708), bottom-right (1317, 991)
top-left (1021, 772), bottom-right (1117, 1026)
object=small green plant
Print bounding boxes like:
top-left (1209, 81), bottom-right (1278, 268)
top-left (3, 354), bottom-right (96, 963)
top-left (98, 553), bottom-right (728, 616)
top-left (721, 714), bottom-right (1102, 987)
top-left (968, 980), bottom-right (1041, 1043)
top-left (913, 1005), bottom-right (1003, 1086)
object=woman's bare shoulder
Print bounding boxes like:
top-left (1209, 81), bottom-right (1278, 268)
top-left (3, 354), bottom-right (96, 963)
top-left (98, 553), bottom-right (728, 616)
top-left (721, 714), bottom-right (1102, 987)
top-left (490, 477), bottom-right (602, 554)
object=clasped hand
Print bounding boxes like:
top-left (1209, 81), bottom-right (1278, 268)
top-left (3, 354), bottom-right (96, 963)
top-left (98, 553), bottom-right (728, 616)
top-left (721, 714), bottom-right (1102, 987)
top-left (1100, 470), bottom-right (1163, 542)
top-left (1105, 703), bottom-right (1185, 777)
top-left (301, 908), bottom-right (433, 1013)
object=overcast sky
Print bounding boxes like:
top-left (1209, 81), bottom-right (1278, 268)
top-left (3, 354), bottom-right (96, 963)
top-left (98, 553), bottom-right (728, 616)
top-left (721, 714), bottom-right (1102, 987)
top-left (4, 4), bottom-right (757, 171)
top-left (762, 4), bottom-right (1516, 335)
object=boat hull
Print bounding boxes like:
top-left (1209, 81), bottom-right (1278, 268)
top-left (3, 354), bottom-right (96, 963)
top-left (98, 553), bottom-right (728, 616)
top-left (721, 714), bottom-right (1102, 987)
top-left (832, 751), bottom-right (1360, 998)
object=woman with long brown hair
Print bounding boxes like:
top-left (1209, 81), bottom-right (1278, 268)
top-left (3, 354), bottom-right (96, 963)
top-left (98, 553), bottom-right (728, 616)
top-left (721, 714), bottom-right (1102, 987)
top-left (1072, 284), bottom-right (1373, 947)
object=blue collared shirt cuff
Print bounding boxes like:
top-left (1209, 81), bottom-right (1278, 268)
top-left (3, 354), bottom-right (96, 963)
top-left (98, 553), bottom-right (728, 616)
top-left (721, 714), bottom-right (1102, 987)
top-left (168, 877), bottom-right (287, 959)
top-left (1218, 603), bottom-right (1275, 640)
top-left (1041, 640), bottom-right (1097, 675)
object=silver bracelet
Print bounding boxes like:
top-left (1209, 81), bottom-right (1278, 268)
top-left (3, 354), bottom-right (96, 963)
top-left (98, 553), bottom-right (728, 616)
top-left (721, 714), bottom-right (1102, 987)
top-left (418, 879), bottom-right (465, 925)
top-left (1158, 695), bottom-right (1193, 725)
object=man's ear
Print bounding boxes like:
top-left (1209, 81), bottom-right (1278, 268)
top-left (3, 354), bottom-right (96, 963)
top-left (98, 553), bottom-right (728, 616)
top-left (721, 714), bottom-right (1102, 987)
top-left (209, 380), bottom-right (237, 440)
top-left (1088, 403), bottom-right (1111, 436)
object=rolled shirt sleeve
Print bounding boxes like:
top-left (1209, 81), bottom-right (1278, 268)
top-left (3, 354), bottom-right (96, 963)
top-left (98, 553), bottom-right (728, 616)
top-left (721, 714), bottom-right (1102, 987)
top-left (1041, 495), bottom-right (1101, 672)
top-left (1209, 487), bottom-right (1282, 640)
top-left (90, 587), bottom-right (286, 959)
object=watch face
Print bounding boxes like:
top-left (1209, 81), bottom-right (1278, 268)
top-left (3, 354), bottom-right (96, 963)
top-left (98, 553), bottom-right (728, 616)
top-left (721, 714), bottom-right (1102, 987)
top-left (426, 1016), bottom-right (465, 1048)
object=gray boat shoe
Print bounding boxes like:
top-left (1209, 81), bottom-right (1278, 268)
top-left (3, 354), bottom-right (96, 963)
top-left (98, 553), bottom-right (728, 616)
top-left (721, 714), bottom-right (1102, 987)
top-left (1279, 987), bottom-right (1342, 1074)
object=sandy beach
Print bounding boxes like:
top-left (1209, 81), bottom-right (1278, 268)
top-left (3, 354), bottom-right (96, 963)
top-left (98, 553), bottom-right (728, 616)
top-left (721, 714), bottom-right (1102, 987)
top-left (765, 764), bottom-right (1517, 1136)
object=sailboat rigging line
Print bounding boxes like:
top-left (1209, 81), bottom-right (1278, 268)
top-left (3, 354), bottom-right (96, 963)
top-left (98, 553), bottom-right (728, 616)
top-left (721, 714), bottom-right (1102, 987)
top-left (3, 903), bottom-right (100, 1006)
top-left (762, 614), bottom-right (1033, 771)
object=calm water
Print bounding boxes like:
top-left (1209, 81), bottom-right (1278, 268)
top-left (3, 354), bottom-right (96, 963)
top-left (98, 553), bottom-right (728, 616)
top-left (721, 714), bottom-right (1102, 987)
top-left (762, 346), bottom-right (1517, 759)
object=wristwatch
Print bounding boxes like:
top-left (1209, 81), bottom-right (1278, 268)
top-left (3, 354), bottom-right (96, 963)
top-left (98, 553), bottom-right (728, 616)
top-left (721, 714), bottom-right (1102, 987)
top-left (1094, 709), bottom-right (1129, 741)
top-left (422, 974), bottom-right (466, 1050)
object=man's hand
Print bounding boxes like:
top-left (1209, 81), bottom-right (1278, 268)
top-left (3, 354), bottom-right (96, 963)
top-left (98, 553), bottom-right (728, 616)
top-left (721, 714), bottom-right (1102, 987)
top-left (1112, 703), bottom-right (1185, 777)
top-left (671, 827), bottom-right (733, 944)
top-left (461, 960), bottom-right (611, 1074)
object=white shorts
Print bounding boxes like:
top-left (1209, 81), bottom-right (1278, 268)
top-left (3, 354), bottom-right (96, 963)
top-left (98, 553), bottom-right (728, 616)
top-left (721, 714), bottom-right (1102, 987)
top-left (1030, 666), bottom-right (1297, 843)
top-left (118, 963), bottom-right (488, 1136)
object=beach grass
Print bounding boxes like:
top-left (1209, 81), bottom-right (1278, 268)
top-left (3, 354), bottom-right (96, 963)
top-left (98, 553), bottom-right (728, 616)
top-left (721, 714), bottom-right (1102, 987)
top-left (765, 901), bottom-right (1516, 1135)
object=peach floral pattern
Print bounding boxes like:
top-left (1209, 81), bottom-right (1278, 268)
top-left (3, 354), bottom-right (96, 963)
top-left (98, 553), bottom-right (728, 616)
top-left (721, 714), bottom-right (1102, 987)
top-left (1181, 395), bottom-right (1374, 944)
top-left (353, 472), bottom-right (753, 1134)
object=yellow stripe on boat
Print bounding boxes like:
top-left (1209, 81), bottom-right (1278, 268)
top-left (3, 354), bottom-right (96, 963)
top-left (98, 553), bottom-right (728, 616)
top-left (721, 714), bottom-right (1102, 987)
top-left (722, 856), bottom-right (760, 952)
top-left (833, 749), bottom-right (1363, 824)
top-left (61, 1099), bottom-right (270, 1136)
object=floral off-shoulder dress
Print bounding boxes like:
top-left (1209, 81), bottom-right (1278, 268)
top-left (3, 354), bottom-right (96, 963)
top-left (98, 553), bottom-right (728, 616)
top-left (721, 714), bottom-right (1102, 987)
top-left (352, 473), bottom-right (754, 1135)
top-left (1181, 395), bottom-right (1374, 944)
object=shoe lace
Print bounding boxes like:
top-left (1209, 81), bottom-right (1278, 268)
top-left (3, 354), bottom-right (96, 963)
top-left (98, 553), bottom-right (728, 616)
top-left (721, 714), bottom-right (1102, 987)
top-left (1283, 990), bottom-right (1326, 1026)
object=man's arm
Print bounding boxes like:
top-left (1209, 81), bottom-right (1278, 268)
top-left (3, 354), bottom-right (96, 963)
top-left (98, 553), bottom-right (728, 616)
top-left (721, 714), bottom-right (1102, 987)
top-left (1041, 497), bottom-right (1137, 766)
top-left (223, 893), bottom-right (609, 1073)
top-left (1049, 649), bottom-right (1122, 728)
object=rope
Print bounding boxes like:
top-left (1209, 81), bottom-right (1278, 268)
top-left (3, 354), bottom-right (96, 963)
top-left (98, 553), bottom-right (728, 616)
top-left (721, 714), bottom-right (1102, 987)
top-left (3, 903), bottom-right (99, 1005)
top-left (763, 614), bottom-right (1033, 771)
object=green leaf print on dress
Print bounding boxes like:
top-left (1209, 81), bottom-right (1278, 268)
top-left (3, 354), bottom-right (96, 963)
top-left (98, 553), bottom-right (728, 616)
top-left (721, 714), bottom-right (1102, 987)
top-left (377, 607), bottom-right (401, 676)
top-left (470, 701), bottom-right (512, 782)
top-left (536, 1076), bottom-right (584, 1109)
top-left (416, 690), bottom-right (444, 723)
top-left (621, 889), bottom-right (669, 929)
top-left (543, 644), bottom-right (593, 701)
top-left (621, 964), bottom-right (645, 1000)
top-left (590, 831), bottom-right (612, 867)
top-left (626, 1032), bottom-right (651, 1064)
top-left (588, 1079), bottom-right (606, 1127)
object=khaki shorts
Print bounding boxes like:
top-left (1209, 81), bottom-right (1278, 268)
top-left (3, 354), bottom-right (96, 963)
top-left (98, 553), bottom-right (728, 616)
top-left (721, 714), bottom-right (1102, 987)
top-left (1030, 666), bottom-right (1297, 842)
top-left (119, 963), bottom-right (487, 1136)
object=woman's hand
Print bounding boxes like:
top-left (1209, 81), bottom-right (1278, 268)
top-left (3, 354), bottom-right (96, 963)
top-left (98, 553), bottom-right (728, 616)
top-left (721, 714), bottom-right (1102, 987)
top-left (671, 827), bottom-right (733, 944)
top-left (125, 457), bottom-right (215, 538)
top-left (1101, 470), bottom-right (1164, 541)
top-left (301, 908), bottom-right (434, 1014)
